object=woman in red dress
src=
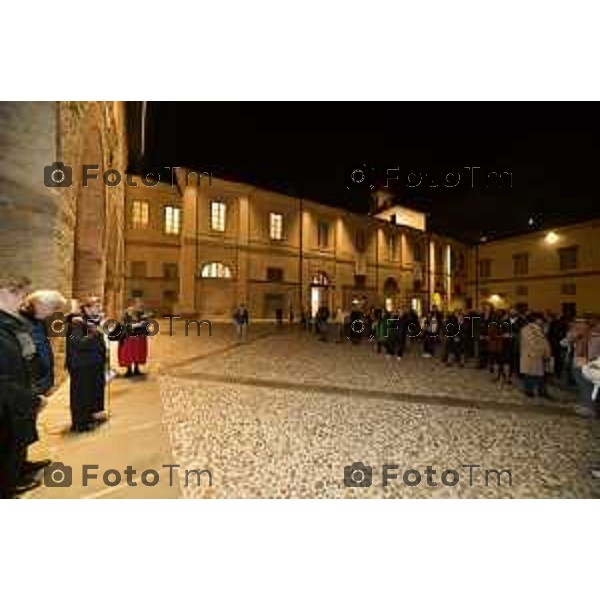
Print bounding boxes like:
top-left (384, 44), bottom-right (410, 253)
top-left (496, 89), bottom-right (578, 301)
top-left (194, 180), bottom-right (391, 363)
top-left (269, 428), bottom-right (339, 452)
top-left (118, 299), bottom-right (149, 377)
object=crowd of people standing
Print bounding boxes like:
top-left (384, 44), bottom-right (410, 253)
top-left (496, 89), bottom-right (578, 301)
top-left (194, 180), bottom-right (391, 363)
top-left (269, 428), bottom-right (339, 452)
top-left (301, 299), bottom-right (600, 410)
top-left (0, 274), bottom-right (151, 498)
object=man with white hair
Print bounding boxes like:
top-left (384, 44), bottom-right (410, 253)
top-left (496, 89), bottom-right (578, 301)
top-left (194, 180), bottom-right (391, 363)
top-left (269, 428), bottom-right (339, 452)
top-left (21, 290), bottom-right (67, 394)
top-left (19, 289), bottom-right (68, 476)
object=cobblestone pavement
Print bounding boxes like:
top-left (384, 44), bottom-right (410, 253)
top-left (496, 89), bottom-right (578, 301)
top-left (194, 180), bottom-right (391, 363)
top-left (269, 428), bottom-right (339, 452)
top-left (176, 330), bottom-right (578, 410)
top-left (159, 329), bottom-right (600, 498)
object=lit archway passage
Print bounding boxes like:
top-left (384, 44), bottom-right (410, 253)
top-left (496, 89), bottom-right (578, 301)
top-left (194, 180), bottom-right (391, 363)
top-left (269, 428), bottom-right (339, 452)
top-left (201, 262), bottom-right (232, 278)
top-left (310, 271), bottom-right (330, 317)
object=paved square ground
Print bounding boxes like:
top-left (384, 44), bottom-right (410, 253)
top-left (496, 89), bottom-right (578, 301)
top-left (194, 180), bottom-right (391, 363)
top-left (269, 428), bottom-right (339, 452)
top-left (159, 329), bottom-right (600, 498)
top-left (25, 325), bottom-right (600, 498)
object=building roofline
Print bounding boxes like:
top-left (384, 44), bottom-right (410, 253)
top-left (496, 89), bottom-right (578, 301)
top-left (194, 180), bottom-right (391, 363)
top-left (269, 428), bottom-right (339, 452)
top-left (127, 170), bottom-right (469, 245)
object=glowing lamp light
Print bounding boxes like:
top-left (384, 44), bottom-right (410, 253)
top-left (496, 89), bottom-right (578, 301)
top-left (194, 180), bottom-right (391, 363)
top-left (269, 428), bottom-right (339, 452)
top-left (545, 231), bottom-right (559, 244)
top-left (489, 294), bottom-right (502, 305)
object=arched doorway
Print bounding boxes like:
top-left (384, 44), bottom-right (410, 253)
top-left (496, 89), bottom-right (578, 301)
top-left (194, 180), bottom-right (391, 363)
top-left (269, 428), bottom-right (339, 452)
top-left (72, 123), bottom-right (107, 304)
top-left (310, 271), bottom-right (330, 317)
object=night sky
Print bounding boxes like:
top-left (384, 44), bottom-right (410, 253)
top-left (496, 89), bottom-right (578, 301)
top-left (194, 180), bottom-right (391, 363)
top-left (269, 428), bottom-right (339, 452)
top-left (135, 102), bottom-right (600, 243)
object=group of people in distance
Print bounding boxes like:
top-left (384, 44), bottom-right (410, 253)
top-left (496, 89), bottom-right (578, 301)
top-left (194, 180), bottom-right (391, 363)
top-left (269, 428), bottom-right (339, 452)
top-left (303, 299), bottom-right (600, 413)
top-left (0, 274), bottom-right (151, 498)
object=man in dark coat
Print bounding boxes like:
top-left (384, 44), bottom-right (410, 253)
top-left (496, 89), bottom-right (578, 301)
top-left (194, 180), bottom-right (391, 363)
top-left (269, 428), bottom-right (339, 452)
top-left (19, 290), bottom-right (68, 477)
top-left (0, 275), bottom-right (43, 498)
top-left (443, 309), bottom-right (467, 367)
top-left (477, 304), bottom-right (495, 370)
top-left (66, 297), bottom-right (107, 432)
top-left (316, 304), bottom-right (330, 341)
top-left (507, 307), bottom-right (526, 378)
top-left (547, 312), bottom-right (568, 378)
top-left (386, 310), bottom-right (407, 359)
top-left (233, 303), bottom-right (249, 342)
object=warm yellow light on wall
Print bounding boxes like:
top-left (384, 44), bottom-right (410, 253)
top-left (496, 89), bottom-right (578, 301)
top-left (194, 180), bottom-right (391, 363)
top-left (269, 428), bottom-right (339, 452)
top-left (545, 231), bottom-right (559, 244)
top-left (489, 294), bottom-right (502, 305)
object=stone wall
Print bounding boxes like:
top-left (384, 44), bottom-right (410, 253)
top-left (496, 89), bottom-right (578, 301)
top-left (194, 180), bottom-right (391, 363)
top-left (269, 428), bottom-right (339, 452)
top-left (58, 101), bottom-right (127, 317)
top-left (0, 101), bottom-right (128, 383)
top-left (0, 101), bottom-right (127, 316)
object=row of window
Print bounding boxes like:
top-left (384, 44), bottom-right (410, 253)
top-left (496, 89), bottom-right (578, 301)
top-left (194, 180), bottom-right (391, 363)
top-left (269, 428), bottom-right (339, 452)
top-left (132, 200), bottom-right (285, 240)
top-left (199, 263), bottom-right (285, 281)
top-left (131, 201), bottom-right (463, 263)
top-left (197, 266), bottom-right (380, 290)
top-left (479, 246), bottom-right (579, 278)
top-left (130, 260), bottom-right (383, 288)
top-left (133, 202), bottom-right (182, 234)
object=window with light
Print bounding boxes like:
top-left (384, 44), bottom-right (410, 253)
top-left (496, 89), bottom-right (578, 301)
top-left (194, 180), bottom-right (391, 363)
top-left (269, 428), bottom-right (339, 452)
top-left (270, 213), bottom-right (283, 240)
top-left (164, 206), bottom-right (181, 235)
top-left (211, 201), bottom-right (226, 231)
top-left (132, 201), bottom-right (149, 229)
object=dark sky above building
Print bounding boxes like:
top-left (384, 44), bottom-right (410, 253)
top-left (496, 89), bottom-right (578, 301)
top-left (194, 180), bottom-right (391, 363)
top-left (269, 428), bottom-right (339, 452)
top-left (134, 102), bottom-right (599, 243)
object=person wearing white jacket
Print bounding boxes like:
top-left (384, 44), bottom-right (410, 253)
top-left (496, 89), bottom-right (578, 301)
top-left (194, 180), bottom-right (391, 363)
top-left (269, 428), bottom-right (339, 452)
top-left (582, 358), bottom-right (600, 402)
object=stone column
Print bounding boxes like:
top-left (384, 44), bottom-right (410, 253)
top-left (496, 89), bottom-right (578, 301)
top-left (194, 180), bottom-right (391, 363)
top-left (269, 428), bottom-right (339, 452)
top-left (237, 194), bottom-right (249, 306)
top-left (177, 183), bottom-right (199, 316)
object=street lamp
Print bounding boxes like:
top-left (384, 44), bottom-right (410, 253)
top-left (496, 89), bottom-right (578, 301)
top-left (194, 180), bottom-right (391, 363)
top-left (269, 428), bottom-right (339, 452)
top-left (545, 231), bottom-right (559, 244)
